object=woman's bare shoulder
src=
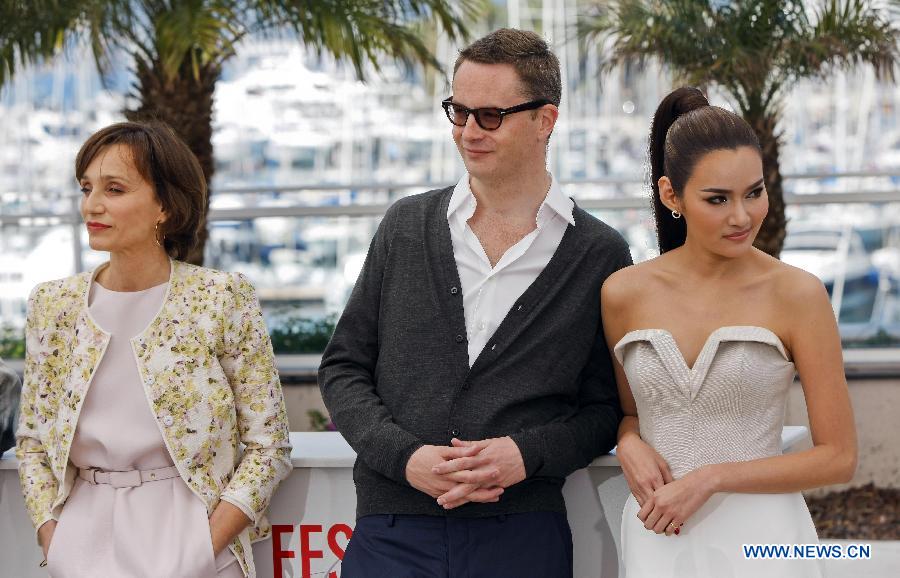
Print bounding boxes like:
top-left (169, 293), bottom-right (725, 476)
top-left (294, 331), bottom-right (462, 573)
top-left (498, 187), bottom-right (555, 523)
top-left (765, 253), bottom-right (829, 305)
top-left (602, 256), bottom-right (668, 306)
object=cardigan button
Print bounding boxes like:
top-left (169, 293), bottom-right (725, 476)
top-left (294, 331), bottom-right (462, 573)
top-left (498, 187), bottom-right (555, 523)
top-left (162, 415), bottom-right (174, 427)
top-left (450, 286), bottom-right (459, 295)
top-left (450, 429), bottom-right (461, 437)
top-left (455, 334), bottom-right (464, 343)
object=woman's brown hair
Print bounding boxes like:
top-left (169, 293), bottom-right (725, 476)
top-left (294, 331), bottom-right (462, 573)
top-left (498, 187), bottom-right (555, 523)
top-left (649, 87), bottom-right (761, 253)
top-left (75, 121), bottom-right (207, 261)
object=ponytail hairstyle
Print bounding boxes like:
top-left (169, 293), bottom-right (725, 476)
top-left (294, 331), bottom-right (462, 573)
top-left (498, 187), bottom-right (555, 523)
top-left (649, 87), bottom-right (761, 253)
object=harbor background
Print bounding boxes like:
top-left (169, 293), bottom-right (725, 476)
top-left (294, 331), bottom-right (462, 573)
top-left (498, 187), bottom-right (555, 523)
top-left (0, 1), bottom-right (897, 571)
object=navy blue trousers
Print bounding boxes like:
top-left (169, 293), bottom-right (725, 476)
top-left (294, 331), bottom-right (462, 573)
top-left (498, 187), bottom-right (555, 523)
top-left (340, 512), bottom-right (573, 578)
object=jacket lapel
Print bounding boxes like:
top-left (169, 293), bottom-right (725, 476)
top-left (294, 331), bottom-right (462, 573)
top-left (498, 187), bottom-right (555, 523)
top-left (55, 272), bottom-right (109, 474)
top-left (131, 259), bottom-right (179, 402)
top-left (55, 259), bottom-right (177, 473)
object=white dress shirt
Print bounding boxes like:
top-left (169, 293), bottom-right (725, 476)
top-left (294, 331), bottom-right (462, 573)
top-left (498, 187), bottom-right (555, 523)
top-left (447, 173), bottom-right (575, 367)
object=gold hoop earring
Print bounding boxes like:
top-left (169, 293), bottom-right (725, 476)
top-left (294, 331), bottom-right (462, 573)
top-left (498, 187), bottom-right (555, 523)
top-left (155, 222), bottom-right (164, 247)
top-left (671, 210), bottom-right (682, 219)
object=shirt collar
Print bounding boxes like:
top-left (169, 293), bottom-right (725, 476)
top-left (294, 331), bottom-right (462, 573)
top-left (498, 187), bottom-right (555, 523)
top-left (447, 173), bottom-right (576, 227)
top-left (541, 175), bottom-right (576, 227)
top-left (447, 174), bottom-right (475, 220)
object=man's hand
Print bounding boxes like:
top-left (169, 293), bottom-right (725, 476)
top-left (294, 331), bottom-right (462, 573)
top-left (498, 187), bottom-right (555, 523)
top-left (431, 437), bottom-right (526, 509)
top-left (406, 445), bottom-right (504, 507)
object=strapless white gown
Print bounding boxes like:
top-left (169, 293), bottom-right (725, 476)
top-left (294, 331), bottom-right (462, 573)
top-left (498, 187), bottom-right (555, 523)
top-left (614, 326), bottom-right (823, 578)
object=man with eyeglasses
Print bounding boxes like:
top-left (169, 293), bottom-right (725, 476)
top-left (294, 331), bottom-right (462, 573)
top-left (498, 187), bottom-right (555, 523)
top-left (319, 28), bottom-right (632, 577)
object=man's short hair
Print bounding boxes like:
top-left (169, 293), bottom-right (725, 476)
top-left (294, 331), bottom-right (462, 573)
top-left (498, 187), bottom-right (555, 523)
top-left (454, 28), bottom-right (561, 107)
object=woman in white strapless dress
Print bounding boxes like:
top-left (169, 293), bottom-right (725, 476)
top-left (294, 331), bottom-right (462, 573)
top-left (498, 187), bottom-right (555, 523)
top-left (601, 87), bottom-right (857, 578)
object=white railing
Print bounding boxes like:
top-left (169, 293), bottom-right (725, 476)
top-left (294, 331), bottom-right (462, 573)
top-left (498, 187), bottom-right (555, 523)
top-left (2, 173), bottom-right (898, 373)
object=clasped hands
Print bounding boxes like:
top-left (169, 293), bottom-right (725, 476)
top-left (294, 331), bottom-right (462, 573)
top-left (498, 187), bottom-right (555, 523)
top-left (617, 433), bottom-right (716, 537)
top-left (405, 436), bottom-right (526, 510)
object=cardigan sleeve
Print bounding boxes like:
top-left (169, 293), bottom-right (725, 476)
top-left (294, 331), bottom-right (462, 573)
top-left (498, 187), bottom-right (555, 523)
top-left (16, 284), bottom-right (61, 535)
top-left (218, 273), bottom-right (292, 526)
top-left (318, 202), bottom-right (424, 485)
top-left (510, 239), bottom-right (633, 479)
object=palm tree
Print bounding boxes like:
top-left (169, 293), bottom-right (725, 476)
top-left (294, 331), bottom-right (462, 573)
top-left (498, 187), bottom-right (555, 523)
top-left (580, 0), bottom-right (900, 257)
top-left (0, 0), bottom-right (479, 264)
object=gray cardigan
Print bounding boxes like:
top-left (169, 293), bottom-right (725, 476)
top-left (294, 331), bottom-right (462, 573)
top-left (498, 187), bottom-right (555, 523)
top-left (318, 186), bottom-right (632, 518)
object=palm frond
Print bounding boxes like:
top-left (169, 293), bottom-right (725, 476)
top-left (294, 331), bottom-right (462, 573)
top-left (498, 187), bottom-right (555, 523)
top-left (781, 0), bottom-right (900, 83)
top-left (250, 0), bottom-right (479, 78)
top-left (1, 0), bottom-right (82, 86)
top-left (579, 1), bottom-right (722, 80)
top-left (149, 1), bottom-right (244, 83)
top-left (0, 0), bottom-right (138, 88)
top-left (2, 0), bottom-right (479, 88)
top-left (580, 0), bottom-right (900, 117)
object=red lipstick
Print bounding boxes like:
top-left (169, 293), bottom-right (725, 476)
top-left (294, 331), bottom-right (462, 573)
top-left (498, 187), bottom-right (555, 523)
top-left (86, 222), bottom-right (111, 232)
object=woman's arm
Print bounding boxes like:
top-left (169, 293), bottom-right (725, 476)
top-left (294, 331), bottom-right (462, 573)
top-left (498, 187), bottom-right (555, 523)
top-left (601, 273), bottom-right (674, 506)
top-left (16, 285), bottom-right (61, 545)
top-left (37, 521), bottom-right (56, 559)
top-left (208, 501), bottom-right (252, 555)
top-left (700, 270), bottom-right (857, 492)
top-left (216, 273), bottom-right (292, 542)
top-left (640, 270), bottom-right (857, 535)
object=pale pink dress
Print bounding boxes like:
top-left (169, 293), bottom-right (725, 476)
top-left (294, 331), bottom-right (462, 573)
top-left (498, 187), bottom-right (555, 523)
top-left (46, 281), bottom-right (243, 578)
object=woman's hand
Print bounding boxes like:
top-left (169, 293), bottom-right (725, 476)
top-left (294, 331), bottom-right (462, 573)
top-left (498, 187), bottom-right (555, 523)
top-left (208, 501), bottom-right (252, 556)
top-left (637, 466), bottom-right (717, 536)
top-left (617, 432), bottom-right (674, 507)
top-left (38, 520), bottom-right (57, 559)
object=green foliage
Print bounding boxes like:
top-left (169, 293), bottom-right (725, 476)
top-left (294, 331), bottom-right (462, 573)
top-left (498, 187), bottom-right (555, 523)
top-left (0, 315), bottom-right (337, 359)
top-left (0, 0), bottom-right (482, 88)
top-left (0, 0), bottom-right (128, 86)
top-left (0, 326), bottom-right (24, 359)
top-left (307, 409), bottom-right (336, 432)
top-left (843, 329), bottom-right (900, 349)
top-left (268, 314), bottom-right (337, 355)
top-left (580, 0), bottom-right (900, 118)
top-left (2, 318), bottom-right (893, 357)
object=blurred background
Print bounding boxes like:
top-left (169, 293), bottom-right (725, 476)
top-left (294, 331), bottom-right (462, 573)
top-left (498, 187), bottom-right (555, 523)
top-left (0, 0), bottom-right (897, 559)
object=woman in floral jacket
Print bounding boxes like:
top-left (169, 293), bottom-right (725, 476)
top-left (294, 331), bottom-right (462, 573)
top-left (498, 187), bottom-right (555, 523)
top-left (16, 121), bottom-right (292, 577)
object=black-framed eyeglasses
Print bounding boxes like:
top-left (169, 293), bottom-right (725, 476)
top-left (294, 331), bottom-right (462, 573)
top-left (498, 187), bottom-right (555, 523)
top-left (441, 97), bottom-right (552, 130)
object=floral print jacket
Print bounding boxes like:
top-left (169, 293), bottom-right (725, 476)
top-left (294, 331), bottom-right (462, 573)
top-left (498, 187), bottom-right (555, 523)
top-left (16, 260), bottom-right (292, 578)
